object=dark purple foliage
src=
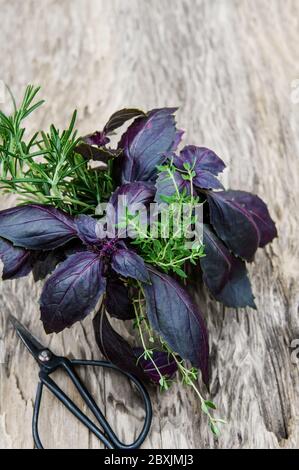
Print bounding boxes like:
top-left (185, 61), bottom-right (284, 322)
top-left (118, 108), bottom-right (179, 183)
top-left (111, 249), bottom-right (150, 283)
top-left (103, 108), bottom-right (146, 135)
top-left (39, 240), bottom-right (149, 333)
top-left (31, 250), bottom-right (66, 282)
top-left (155, 170), bottom-right (190, 202)
top-left (170, 129), bottom-right (185, 153)
top-left (0, 238), bottom-right (68, 282)
top-left (105, 277), bottom-right (134, 320)
top-left (134, 348), bottom-right (178, 384)
top-left (106, 182), bottom-right (155, 237)
top-left (200, 225), bottom-right (256, 308)
top-left (75, 141), bottom-right (121, 163)
top-left (223, 191), bottom-right (278, 248)
top-left (174, 146), bottom-right (225, 190)
top-left (109, 181), bottom-right (155, 209)
top-left (207, 190), bottom-right (277, 261)
top-left (0, 205), bottom-right (77, 250)
top-left (40, 251), bottom-right (106, 333)
top-left (26, 183), bottom-right (155, 333)
top-left (93, 307), bottom-right (148, 382)
top-left (155, 145), bottom-right (225, 200)
top-left (0, 237), bottom-right (32, 280)
top-left (142, 266), bottom-right (209, 386)
top-left (76, 109), bottom-right (146, 165)
top-left (75, 215), bottom-right (100, 246)
top-left (84, 131), bottom-right (110, 147)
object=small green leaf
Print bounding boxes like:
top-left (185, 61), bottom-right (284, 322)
top-left (173, 266), bottom-right (187, 279)
top-left (201, 403), bottom-right (209, 414)
top-left (159, 194), bottom-right (174, 204)
top-left (210, 423), bottom-right (221, 437)
top-left (189, 367), bottom-right (198, 380)
top-left (156, 164), bottom-right (168, 172)
top-left (159, 376), bottom-right (170, 391)
top-left (205, 400), bottom-right (217, 410)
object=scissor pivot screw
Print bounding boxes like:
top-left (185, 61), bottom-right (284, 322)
top-left (38, 350), bottom-right (52, 362)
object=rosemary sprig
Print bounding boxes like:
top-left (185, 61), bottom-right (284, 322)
top-left (0, 86), bottom-right (113, 214)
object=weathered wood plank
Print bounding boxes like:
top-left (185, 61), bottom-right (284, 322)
top-left (0, 0), bottom-right (299, 449)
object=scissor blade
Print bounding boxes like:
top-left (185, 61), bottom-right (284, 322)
top-left (9, 314), bottom-right (46, 359)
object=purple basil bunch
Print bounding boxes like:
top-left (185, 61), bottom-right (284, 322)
top-left (0, 107), bottom-right (277, 385)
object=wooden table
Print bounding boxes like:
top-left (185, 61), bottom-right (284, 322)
top-left (0, 0), bottom-right (298, 449)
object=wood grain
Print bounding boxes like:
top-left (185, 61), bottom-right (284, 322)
top-left (0, 0), bottom-right (299, 449)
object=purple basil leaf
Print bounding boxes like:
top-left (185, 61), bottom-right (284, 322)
top-left (172, 129), bottom-right (185, 151)
top-left (155, 170), bottom-right (190, 202)
top-left (93, 307), bottom-right (148, 382)
top-left (64, 239), bottom-right (88, 256)
top-left (222, 191), bottom-right (277, 248)
top-left (207, 190), bottom-right (260, 261)
top-left (76, 142), bottom-right (121, 163)
top-left (177, 146), bottom-right (226, 175)
top-left (201, 225), bottom-right (256, 308)
top-left (75, 215), bottom-right (102, 246)
top-left (201, 225), bottom-right (230, 293)
top-left (104, 108), bottom-right (146, 135)
top-left (143, 266), bottom-right (209, 386)
top-left (111, 248), bottom-right (150, 283)
top-left (106, 182), bottom-right (155, 236)
top-left (83, 131), bottom-right (110, 147)
top-left (118, 108), bottom-right (178, 183)
top-left (0, 237), bottom-right (32, 280)
top-left (134, 348), bottom-right (178, 384)
top-left (40, 251), bottom-right (106, 334)
top-left (90, 147), bottom-right (122, 161)
top-left (193, 172), bottom-right (224, 190)
top-left (31, 249), bottom-right (66, 282)
top-left (105, 276), bottom-right (134, 320)
top-left (109, 182), bottom-right (156, 209)
top-left (213, 260), bottom-right (256, 309)
top-left (174, 146), bottom-right (225, 190)
top-left (208, 190), bottom-right (277, 261)
top-left (0, 204), bottom-right (76, 251)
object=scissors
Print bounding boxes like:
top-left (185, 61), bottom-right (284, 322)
top-left (9, 314), bottom-right (152, 449)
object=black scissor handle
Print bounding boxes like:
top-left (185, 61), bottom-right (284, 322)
top-left (32, 359), bottom-right (152, 450)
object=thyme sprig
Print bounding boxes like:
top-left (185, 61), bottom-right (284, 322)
top-left (130, 176), bottom-right (205, 279)
top-left (132, 283), bottom-right (226, 436)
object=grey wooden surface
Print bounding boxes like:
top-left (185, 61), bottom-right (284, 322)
top-left (0, 0), bottom-right (299, 449)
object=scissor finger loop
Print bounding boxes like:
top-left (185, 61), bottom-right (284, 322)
top-left (34, 359), bottom-right (152, 449)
